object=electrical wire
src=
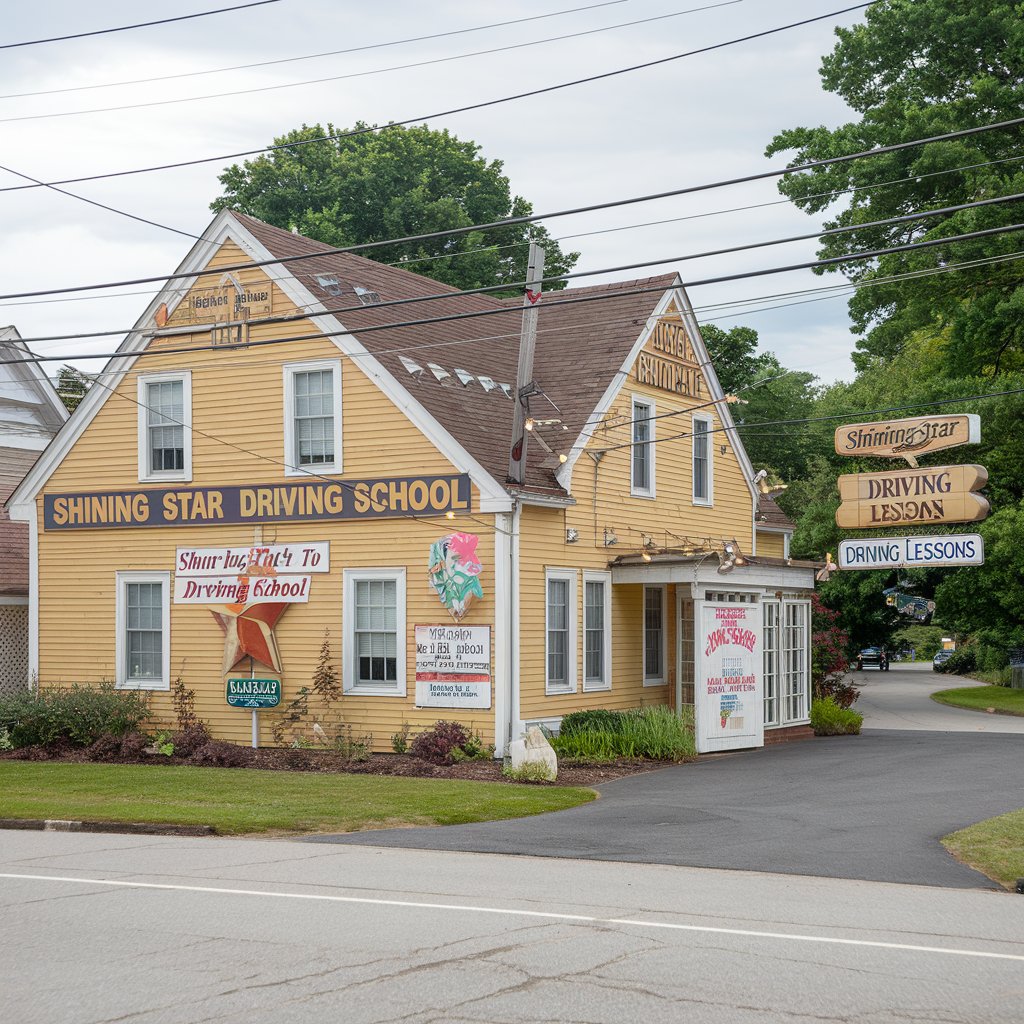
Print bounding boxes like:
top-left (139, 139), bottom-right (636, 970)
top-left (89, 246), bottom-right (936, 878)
top-left (0, 2), bottom-right (745, 124)
top-left (0, 0), bottom-right (634, 99)
top-left (10, 192), bottom-right (1024, 346)
top-left (0, 3), bottom-right (876, 195)
top-left (0, 1), bottom-right (282, 50)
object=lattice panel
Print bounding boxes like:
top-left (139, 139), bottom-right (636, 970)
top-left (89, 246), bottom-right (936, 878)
top-left (0, 606), bottom-right (29, 694)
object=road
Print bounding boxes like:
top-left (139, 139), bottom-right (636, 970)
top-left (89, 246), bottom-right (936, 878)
top-left (1, 829), bottom-right (1022, 1024)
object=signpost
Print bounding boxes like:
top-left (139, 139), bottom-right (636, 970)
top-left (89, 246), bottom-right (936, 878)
top-left (227, 677), bottom-right (281, 748)
top-left (835, 463), bottom-right (990, 529)
top-left (834, 414), bottom-right (980, 465)
top-left (838, 534), bottom-right (984, 570)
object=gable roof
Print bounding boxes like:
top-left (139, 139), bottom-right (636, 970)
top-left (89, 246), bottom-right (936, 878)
top-left (9, 211), bottom-right (758, 514)
top-left (0, 327), bottom-right (69, 448)
top-left (757, 493), bottom-right (796, 532)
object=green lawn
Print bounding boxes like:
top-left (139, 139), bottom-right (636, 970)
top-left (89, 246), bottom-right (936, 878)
top-left (930, 686), bottom-right (1024, 716)
top-left (943, 810), bottom-right (1024, 890)
top-left (0, 763), bottom-right (595, 835)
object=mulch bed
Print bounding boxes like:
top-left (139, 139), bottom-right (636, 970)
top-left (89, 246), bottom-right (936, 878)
top-left (0, 744), bottom-right (677, 787)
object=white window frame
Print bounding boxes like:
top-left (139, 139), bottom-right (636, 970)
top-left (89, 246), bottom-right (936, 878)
top-left (283, 359), bottom-right (343, 477)
top-left (630, 395), bottom-right (656, 498)
top-left (343, 568), bottom-right (407, 697)
top-left (582, 570), bottom-right (612, 692)
top-left (642, 584), bottom-right (667, 686)
top-left (782, 599), bottom-right (810, 724)
top-left (691, 413), bottom-right (714, 506)
top-left (545, 568), bottom-right (577, 695)
top-left (762, 599), bottom-right (781, 726)
top-left (137, 371), bottom-right (192, 483)
top-left (115, 571), bottom-right (170, 691)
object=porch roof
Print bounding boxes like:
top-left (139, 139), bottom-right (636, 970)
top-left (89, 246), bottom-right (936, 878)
top-left (608, 552), bottom-right (818, 590)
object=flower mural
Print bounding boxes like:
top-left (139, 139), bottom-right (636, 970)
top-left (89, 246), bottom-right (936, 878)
top-left (428, 532), bottom-right (484, 621)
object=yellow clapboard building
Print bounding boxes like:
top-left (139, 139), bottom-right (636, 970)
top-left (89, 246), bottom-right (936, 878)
top-left (9, 211), bottom-right (816, 755)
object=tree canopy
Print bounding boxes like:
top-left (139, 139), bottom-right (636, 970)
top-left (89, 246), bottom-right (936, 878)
top-left (212, 123), bottom-right (579, 294)
top-left (765, 0), bottom-right (1024, 375)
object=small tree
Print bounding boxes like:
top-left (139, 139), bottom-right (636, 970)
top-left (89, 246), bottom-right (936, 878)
top-left (811, 594), bottom-right (860, 708)
top-left (311, 629), bottom-right (341, 701)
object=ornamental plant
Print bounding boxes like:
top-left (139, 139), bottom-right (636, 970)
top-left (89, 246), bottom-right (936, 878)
top-left (811, 594), bottom-right (860, 709)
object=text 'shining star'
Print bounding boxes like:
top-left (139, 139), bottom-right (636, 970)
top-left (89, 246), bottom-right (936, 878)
top-left (209, 601), bottom-right (288, 673)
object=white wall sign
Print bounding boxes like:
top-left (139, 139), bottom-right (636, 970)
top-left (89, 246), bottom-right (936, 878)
top-left (695, 602), bottom-right (763, 754)
top-left (174, 574), bottom-right (312, 604)
top-left (838, 534), bottom-right (984, 570)
top-left (176, 542), bottom-right (329, 576)
top-left (415, 625), bottom-right (491, 709)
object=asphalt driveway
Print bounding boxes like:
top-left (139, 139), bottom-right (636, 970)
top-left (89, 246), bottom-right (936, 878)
top-left (308, 667), bottom-right (1022, 890)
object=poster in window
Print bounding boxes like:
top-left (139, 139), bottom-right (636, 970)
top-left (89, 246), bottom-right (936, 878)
top-left (695, 602), bottom-right (763, 753)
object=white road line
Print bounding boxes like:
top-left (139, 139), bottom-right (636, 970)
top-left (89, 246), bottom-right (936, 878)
top-left (2, 872), bottom-right (1021, 963)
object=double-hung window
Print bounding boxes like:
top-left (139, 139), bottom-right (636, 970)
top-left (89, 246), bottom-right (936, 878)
top-left (783, 601), bottom-right (809, 722)
top-left (643, 585), bottom-right (666, 685)
top-left (343, 569), bottom-right (406, 695)
top-left (284, 360), bottom-right (343, 475)
top-left (763, 600), bottom-right (780, 725)
top-left (692, 414), bottom-right (713, 505)
top-left (631, 397), bottom-right (655, 497)
top-left (583, 570), bottom-right (612, 691)
top-left (137, 372), bottom-right (191, 482)
top-left (115, 572), bottom-right (170, 690)
top-left (545, 569), bottom-right (577, 694)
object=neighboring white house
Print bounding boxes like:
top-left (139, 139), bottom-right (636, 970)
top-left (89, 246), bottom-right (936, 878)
top-left (0, 327), bottom-right (68, 694)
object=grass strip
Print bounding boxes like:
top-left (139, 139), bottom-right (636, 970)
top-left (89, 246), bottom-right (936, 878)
top-left (930, 686), bottom-right (1024, 717)
top-left (943, 809), bottom-right (1024, 890)
top-left (0, 763), bottom-right (594, 835)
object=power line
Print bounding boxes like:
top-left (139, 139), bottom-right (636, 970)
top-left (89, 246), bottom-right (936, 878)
top-left (0, 0), bottom-right (282, 50)
top-left (6, 219), bottom-right (1024, 368)
top-left (0, 3), bottom-right (874, 195)
top-left (11, 190), bottom-right (1024, 346)
top-left (4, 112), bottom-right (1022, 305)
top-left (0, 0), bottom-right (634, 99)
top-left (0, 2), bottom-right (744, 124)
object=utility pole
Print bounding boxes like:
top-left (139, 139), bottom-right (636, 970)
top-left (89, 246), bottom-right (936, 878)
top-left (507, 243), bottom-right (545, 486)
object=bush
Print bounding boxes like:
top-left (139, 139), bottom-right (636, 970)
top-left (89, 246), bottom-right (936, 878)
top-left (552, 706), bottom-right (695, 762)
top-left (0, 684), bottom-right (150, 749)
top-left (170, 723), bottom-right (210, 758)
top-left (410, 721), bottom-right (471, 765)
top-left (810, 697), bottom-right (863, 736)
top-left (939, 646), bottom-right (977, 675)
top-left (188, 740), bottom-right (251, 768)
top-left (502, 761), bottom-right (555, 784)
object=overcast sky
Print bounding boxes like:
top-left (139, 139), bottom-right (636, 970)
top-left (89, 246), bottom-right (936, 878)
top-left (0, 0), bottom-right (869, 386)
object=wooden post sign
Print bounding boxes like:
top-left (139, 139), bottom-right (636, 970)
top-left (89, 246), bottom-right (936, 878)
top-left (836, 465), bottom-right (989, 529)
top-left (835, 414), bottom-right (979, 467)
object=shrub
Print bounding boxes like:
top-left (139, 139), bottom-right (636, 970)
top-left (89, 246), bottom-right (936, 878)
top-left (189, 740), bottom-right (251, 767)
top-left (0, 684), bottom-right (150, 749)
top-left (391, 722), bottom-right (411, 754)
top-left (810, 697), bottom-right (863, 736)
top-left (939, 646), bottom-right (977, 675)
top-left (119, 731), bottom-right (148, 759)
top-left (170, 723), bottom-right (210, 758)
top-left (552, 706), bottom-right (695, 762)
top-left (84, 732), bottom-right (123, 761)
top-left (171, 677), bottom-right (199, 730)
top-left (502, 761), bottom-right (555, 784)
top-left (410, 720), bottom-right (471, 765)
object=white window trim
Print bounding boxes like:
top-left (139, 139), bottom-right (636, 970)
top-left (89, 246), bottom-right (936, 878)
top-left (642, 584), bottom-right (667, 686)
top-left (582, 570), bottom-right (612, 692)
top-left (115, 571), bottom-right (171, 691)
top-left (630, 395), bottom-right (656, 499)
top-left (283, 359), bottom-right (343, 477)
top-left (342, 568), bottom-right (406, 697)
top-left (781, 598), bottom-right (810, 725)
top-left (691, 413), bottom-right (714, 506)
top-left (762, 598), bottom-right (781, 727)
top-left (545, 568), bottom-right (577, 695)
top-left (137, 371), bottom-right (192, 483)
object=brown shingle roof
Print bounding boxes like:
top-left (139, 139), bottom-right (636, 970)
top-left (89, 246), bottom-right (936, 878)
top-left (757, 493), bottom-right (795, 531)
top-left (234, 214), bottom-right (674, 495)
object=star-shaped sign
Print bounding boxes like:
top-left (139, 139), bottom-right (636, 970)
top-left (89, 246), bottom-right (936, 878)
top-left (209, 601), bottom-right (289, 673)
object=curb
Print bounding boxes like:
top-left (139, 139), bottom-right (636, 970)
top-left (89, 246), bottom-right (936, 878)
top-left (0, 818), bottom-right (215, 837)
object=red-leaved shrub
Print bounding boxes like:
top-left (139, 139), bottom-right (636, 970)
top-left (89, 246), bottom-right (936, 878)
top-left (410, 721), bottom-right (470, 765)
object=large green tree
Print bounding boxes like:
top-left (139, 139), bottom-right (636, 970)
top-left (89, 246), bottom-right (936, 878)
top-left (212, 123), bottom-right (579, 294)
top-left (765, 0), bottom-right (1024, 375)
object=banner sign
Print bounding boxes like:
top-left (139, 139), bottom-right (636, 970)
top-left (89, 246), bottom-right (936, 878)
top-left (226, 678), bottom-right (281, 709)
top-left (838, 534), bottom-right (984, 570)
top-left (834, 414), bottom-right (980, 460)
top-left (176, 543), bottom-right (330, 576)
top-left (415, 625), bottom-right (491, 709)
top-left (695, 603), bottom-right (763, 754)
top-left (43, 474), bottom-right (471, 530)
top-left (836, 464), bottom-right (989, 529)
top-left (175, 574), bottom-right (311, 604)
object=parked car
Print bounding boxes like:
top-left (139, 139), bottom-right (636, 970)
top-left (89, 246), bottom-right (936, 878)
top-left (932, 650), bottom-right (955, 671)
top-left (856, 647), bottom-right (889, 671)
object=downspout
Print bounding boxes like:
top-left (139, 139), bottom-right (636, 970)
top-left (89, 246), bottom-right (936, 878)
top-left (508, 499), bottom-right (521, 752)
